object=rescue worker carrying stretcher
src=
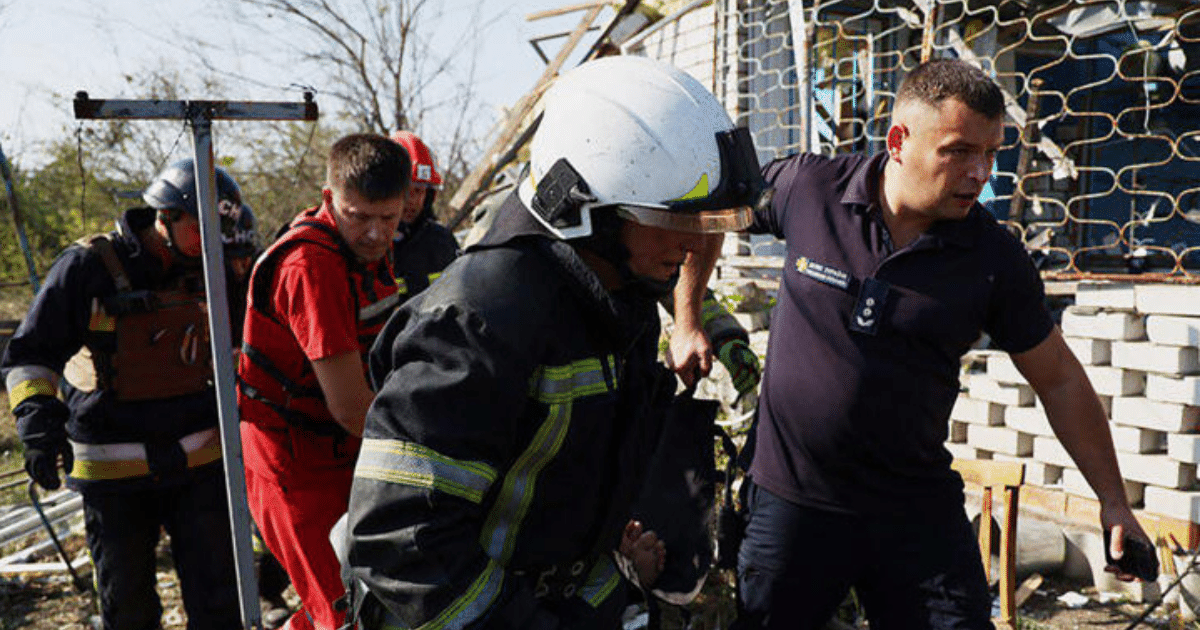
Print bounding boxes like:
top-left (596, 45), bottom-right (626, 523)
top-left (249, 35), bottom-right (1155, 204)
top-left (237, 133), bottom-right (409, 630)
top-left (2, 160), bottom-right (245, 630)
top-left (389, 130), bottom-right (460, 299)
top-left (341, 56), bottom-right (767, 630)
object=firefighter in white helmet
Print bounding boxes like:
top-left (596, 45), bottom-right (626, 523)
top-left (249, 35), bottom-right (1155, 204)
top-left (342, 55), bottom-right (765, 629)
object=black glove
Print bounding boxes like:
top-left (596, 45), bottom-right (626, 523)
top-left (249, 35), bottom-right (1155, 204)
top-left (24, 437), bottom-right (73, 490)
top-left (16, 395), bottom-right (73, 490)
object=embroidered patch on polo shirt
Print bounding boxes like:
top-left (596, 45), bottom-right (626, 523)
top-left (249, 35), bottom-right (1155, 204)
top-left (795, 256), bottom-right (851, 290)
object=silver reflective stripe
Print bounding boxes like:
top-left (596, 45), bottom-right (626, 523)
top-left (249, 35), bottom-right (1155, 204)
top-left (5, 364), bottom-right (59, 392)
top-left (481, 356), bottom-right (616, 562)
top-left (527, 355), bottom-right (616, 404)
top-left (355, 438), bottom-right (498, 504)
top-left (579, 555), bottom-right (621, 608)
top-left (71, 427), bottom-right (220, 462)
top-left (379, 559), bottom-right (505, 630)
top-left (359, 292), bottom-right (400, 321)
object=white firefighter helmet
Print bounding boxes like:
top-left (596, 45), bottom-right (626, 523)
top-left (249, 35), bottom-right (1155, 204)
top-left (520, 55), bottom-right (762, 240)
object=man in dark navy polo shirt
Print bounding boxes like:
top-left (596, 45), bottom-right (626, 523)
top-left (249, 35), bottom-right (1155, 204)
top-left (672, 59), bottom-right (1153, 629)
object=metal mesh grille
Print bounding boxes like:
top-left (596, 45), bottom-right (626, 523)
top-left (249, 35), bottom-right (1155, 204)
top-left (710, 0), bottom-right (1200, 281)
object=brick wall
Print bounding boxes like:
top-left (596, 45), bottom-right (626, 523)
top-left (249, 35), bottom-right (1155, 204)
top-left (947, 282), bottom-right (1200, 543)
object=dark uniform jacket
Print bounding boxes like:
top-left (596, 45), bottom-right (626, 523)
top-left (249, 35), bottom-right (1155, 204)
top-left (2, 208), bottom-right (223, 491)
top-left (346, 194), bottom-right (676, 630)
top-left (392, 217), bottom-right (460, 301)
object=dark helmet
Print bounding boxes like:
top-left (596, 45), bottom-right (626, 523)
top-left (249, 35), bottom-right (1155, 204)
top-left (223, 202), bottom-right (259, 258)
top-left (143, 159), bottom-right (243, 217)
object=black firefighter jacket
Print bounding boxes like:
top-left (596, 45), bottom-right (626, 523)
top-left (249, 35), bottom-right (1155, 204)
top-left (346, 194), bottom-right (677, 630)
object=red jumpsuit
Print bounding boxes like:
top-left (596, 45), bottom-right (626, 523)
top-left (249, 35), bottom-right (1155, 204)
top-left (238, 205), bottom-right (397, 630)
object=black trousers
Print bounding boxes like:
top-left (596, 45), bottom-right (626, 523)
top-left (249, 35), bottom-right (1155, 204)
top-left (731, 480), bottom-right (992, 630)
top-left (82, 466), bottom-right (242, 630)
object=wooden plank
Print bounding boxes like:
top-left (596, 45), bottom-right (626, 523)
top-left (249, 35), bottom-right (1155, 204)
top-left (0, 555), bottom-right (90, 576)
top-left (952, 459), bottom-right (1025, 488)
top-left (526, 1), bottom-right (607, 22)
top-left (448, 4), bottom-right (607, 225)
top-left (718, 255), bottom-right (785, 270)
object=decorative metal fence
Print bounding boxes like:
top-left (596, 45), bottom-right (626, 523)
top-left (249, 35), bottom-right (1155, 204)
top-left (706, 0), bottom-right (1200, 281)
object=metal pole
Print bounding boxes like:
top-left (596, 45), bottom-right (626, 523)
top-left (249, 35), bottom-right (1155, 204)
top-left (0, 141), bottom-right (40, 292)
top-left (189, 112), bottom-right (262, 630)
top-left (74, 92), bottom-right (318, 630)
top-left (788, 0), bottom-right (813, 153)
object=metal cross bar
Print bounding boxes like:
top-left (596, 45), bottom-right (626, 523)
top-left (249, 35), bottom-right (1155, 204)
top-left (74, 92), bottom-right (319, 630)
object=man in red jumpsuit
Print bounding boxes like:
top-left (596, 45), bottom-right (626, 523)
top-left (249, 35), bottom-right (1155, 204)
top-left (238, 133), bottom-right (409, 630)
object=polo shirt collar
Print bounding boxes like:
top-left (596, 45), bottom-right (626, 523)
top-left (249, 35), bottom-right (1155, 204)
top-left (840, 151), bottom-right (979, 249)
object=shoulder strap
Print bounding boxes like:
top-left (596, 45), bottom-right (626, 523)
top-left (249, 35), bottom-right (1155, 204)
top-left (249, 220), bottom-right (349, 321)
top-left (79, 234), bottom-right (132, 293)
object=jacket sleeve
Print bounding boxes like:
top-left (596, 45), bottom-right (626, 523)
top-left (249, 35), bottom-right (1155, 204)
top-left (659, 288), bottom-right (748, 348)
top-left (349, 299), bottom-right (564, 630)
top-left (2, 246), bottom-right (94, 442)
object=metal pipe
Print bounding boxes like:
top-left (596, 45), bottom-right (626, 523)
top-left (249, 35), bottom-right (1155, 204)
top-left (619, 0), bottom-right (713, 54)
top-left (0, 141), bottom-right (41, 292)
top-left (189, 115), bottom-right (263, 630)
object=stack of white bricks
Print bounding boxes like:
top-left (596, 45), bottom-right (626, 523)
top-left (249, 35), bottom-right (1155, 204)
top-left (946, 282), bottom-right (1200, 524)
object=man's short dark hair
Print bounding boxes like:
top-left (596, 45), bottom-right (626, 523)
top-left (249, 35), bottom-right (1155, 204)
top-left (895, 58), bottom-right (1004, 120)
top-left (327, 133), bottom-right (411, 202)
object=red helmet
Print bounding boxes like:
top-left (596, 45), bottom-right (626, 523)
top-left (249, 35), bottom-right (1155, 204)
top-left (390, 130), bottom-right (443, 190)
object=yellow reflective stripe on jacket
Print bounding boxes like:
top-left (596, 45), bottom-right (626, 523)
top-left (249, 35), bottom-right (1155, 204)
top-left (69, 428), bottom-right (222, 481)
top-left (355, 438), bottom-right (498, 504)
top-left (527, 355), bottom-right (617, 405)
top-left (579, 555), bottom-right (621, 608)
top-left (5, 365), bottom-right (60, 410)
top-left (482, 356), bottom-right (617, 562)
top-left (380, 559), bottom-right (505, 630)
top-left (427, 272), bottom-right (442, 284)
top-left (395, 277), bottom-right (409, 296)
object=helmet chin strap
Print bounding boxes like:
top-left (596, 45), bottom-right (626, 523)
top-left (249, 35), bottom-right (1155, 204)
top-left (576, 211), bottom-right (676, 299)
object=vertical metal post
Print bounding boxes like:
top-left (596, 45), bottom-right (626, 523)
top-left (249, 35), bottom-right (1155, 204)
top-left (189, 112), bottom-right (261, 630)
top-left (74, 93), bottom-right (318, 630)
top-left (0, 142), bottom-right (41, 293)
top-left (788, 0), bottom-right (813, 153)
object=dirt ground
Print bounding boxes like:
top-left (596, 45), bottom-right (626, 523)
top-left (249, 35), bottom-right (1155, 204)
top-left (2, 545), bottom-right (1195, 630)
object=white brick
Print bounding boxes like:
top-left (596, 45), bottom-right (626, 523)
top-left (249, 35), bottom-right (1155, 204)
top-left (1083, 365), bottom-right (1146, 396)
top-left (1136, 285), bottom-right (1200, 317)
top-left (966, 424), bottom-right (1033, 457)
top-left (1034, 436), bottom-right (1074, 467)
top-left (1062, 468), bottom-right (1144, 505)
top-left (1064, 336), bottom-right (1112, 365)
top-left (1111, 396), bottom-right (1200, 433)
top-left (950, 395), bottom-right (1004, 425)
top-left (986, 353), bottom-right (1027, 385)
top-left (1110, 425), bottom-right (1166, 454)
top-left (1076, 282), bottom-right (1137, 310)
top-left (1004, 405), bottom-right (1054, 436)
top-left (1146, 374), bottom-right (1200, 406)
top-left (732, 311), bottom-right (770, 332)
top-left (948, 420), bottom-right (968, 443)
top-left (1143, 485), bottom-right (1200, 522)
top-left (1024, 461), bottom-right (1064, 486)
top-left (1167, 433), bottom-right (1200, 464)
top-left (944, 442), bottom-right (979, 461)
top-left (1111, 341), bottom-right (1199, 375)
top-left (1146, 315), bottom-right (1200, 347)
top-left (1116, 452), bottom-right (1196, 489)
top-left (968, 375), bottom-right (1035, 407)
top-left (1061, 306), bottom-right (1145, 341)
